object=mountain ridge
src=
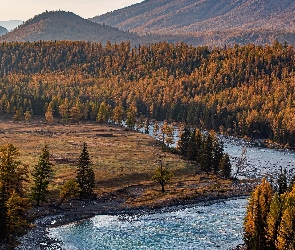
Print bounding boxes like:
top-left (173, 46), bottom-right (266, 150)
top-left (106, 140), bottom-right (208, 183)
top-left (0, 11), bottom-right (140, 45)
top-left (91, 0), bottom-right (295, 34)
top-left (91, 0), bottom-right (295, 46)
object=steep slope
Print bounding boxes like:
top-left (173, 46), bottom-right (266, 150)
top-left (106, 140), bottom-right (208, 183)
top-left (91, 0), bottom-right (295, 34)
top-left (91, 0), bottom-right (295, 46)
top-left (0, 26), bottom-right (7, 36)
top-left (0, 11), bottom-right (140, 44)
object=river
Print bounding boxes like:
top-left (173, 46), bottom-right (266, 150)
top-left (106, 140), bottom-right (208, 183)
top-left (22, 128), bottom-right (295, 249)
top-left (48, 198), bottom-right (247, 250)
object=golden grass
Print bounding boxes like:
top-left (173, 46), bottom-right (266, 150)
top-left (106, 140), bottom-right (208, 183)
top-left (0, 120), bottom-right (245, 207)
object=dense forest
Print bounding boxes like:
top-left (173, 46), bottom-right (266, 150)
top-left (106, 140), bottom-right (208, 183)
top-left (0, 40), bottom-right (295, 146)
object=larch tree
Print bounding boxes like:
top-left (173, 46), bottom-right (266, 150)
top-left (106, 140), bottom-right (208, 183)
top-left (76, 143), bottom-right (95, 199)
top-left (57, 178), bottom-right (81, 207)
top-left (0, 144), bottom-right (28, 240)
top-left (276, 185), bottom-right (295, 249)
top-left (30, 145), bottom-right (54, 206)
top-left (244, 178), bottom-right (273, 250)
top-left (266, 192), bottom-right (282, 249)
top-left (152, 161), bottom-right (173, 192)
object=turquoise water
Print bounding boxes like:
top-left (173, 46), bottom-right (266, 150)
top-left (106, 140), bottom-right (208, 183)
top-left (48, 198), bottom-right (247, 250)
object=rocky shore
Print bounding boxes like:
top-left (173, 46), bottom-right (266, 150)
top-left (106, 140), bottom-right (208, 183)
top-left (15, 190), bottom-right (250, 250)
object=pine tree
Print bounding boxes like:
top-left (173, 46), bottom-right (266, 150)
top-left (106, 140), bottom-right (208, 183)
top-left (76, 143), bottom-right (95, 199)
top-left (30, 145), bottom-right (54, 206)
top-left (219, 153), bottom-right (231, 179)
top-left (244, 178), bottom-right (273, 250)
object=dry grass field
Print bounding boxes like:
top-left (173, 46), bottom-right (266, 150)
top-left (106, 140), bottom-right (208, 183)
top-left (0, 120), bottom-right (248, 208)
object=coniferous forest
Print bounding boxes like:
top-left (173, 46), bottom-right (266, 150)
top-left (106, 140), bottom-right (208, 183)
top-left (0, 40), bottom-right (295, 146)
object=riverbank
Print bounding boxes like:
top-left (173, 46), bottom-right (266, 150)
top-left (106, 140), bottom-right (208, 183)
top-left (16, 182), bottom-right (251, 250)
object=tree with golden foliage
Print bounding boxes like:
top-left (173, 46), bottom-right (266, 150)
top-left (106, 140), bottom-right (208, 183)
top-left (266, 192), bottom-right (282, 249)
top-left (244, 178), bottom-right (273, 249)
top-left (276, 185), bottom-right (295, 249)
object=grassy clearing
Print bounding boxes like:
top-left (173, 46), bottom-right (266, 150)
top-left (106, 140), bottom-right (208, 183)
top-left (0, 120), bottom-right (248, 207)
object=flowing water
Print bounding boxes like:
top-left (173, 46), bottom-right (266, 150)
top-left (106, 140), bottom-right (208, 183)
top-left (46, 130), bottom-right (295, 249)
top-left (48, 198), bottom-right (247, 250)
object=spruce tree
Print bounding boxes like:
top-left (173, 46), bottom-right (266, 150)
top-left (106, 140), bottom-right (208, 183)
top-left (200, 133), bottom-right (213, 172)
top-left (219, 153), bottom-right (231, 179)
top-left (30, 145), bottom-right (53, 206)
top-left (278, 167), bottom-right (288, 195)
top-left (211, 132), bottom-right (224, 174)
top-left (177, 124), bottom-right (191, 158)
top-left (187, 128), bottom-right (197, 161)
top-left (76, 143), bottom-right (95, 199)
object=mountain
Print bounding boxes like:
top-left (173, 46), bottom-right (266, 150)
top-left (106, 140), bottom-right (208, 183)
top-left (0, 20), bottom-right (23, 31)
top-left (91, 0), bottom-right (295, 46)
top-left (0, 26), bottom-right (7, 36)
top-left (0, 11), bottom-right (140, 44)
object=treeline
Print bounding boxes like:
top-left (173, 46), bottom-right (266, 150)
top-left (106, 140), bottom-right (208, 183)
top-left (0, 143), bottom-right (95, 246)
top-left (178, 126), bottom-right (231, 178)
top-left (1, 41), bottom-right (295, 145)
top-left (244, 175), bottom-right (295, 249)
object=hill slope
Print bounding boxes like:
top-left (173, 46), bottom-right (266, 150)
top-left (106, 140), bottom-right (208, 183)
top-left (0, 11), bottom-right (140, 44)
top-left (0, 26), bottom-right (7, 36)
top-left (91, 0), bottom-right (295, 46)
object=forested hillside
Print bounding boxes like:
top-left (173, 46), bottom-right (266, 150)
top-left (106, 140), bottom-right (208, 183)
top-left (0, 11), bottom-right (140, 45)
top-left (91, 0), bottom-right (295, 46)
top-left (0, 41), bottom-right (295, 146)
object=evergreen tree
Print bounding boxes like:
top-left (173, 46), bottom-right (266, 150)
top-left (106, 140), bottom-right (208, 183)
top-left (76, 143), bottom-right (95, 199)
top-left (30, 145), bottom-right (54, 206)
top-left (200, 133), bottom-right (213, 172)
top-left (187, 128), bottom-right (197, 161)
top-left (266, 192), bottom-right (282, 249)
top-left (278, 167), bottom-right (288, 195)
top-left (211, 131), bottom-right (224, 174)
top-left (244, 178), bottom-right (273, 250)
top-left (219, 153), bottom-right (231, 179)
top-left (177, 124), bottom-right (191, 158)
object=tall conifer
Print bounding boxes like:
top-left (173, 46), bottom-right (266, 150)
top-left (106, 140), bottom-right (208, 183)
top-left (76, 143), bottom-right (95, 199)
top-left (244, 178), bottom-right (273, 249)
top-left (30, 145), bottom-right (53, 206)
